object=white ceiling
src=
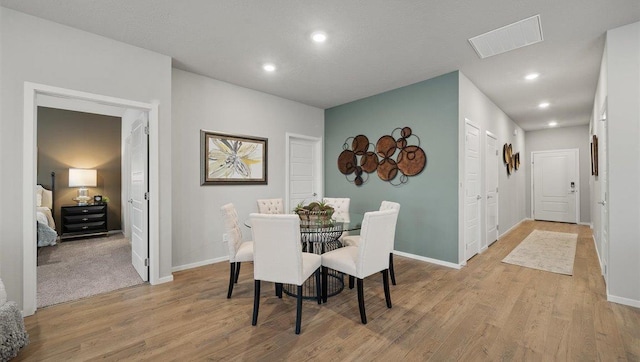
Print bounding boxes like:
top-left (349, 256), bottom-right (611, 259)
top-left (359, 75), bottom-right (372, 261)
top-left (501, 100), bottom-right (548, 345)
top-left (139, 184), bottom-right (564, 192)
top-left (2, 1), bottom-right (639, 131)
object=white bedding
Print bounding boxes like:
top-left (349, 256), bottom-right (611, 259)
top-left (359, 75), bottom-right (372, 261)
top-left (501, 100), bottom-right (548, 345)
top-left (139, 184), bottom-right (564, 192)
top-left (36, 207), bottom-right (56, 230)
top-left (36, 185), bottom-right (58, 246)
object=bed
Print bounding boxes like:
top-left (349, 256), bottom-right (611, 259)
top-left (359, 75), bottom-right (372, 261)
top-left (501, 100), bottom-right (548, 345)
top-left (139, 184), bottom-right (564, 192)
top-left (36, 183), bottom-right (58, 247)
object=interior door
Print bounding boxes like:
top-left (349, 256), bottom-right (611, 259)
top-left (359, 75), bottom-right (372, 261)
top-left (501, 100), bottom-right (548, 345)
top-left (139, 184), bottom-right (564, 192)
top-left (532, 149), bottom-right (578, 223)
top-left (464, 122), bottom-right (481, 260)
top-left (130, 114), bottom-right (149, 281)
top-left (287, 136), bottom-right (322, 212)
top-left (485, 132), bottom-right (498, 246)
top-left (599, 110), bottom-right (609, 280)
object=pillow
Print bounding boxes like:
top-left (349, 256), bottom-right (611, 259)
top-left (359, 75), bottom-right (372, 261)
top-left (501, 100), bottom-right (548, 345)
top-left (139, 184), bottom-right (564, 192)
top-left (36, 193), bottom-right (43, 207)
top-left (0, 277), bottom-right (7, 305)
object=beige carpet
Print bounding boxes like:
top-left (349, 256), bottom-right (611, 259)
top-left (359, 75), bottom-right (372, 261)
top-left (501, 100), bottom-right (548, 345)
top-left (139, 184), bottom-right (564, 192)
top-left (37, 233), bottom-right (144, 308)
top-left (502, 229), bottom-right (578, 275)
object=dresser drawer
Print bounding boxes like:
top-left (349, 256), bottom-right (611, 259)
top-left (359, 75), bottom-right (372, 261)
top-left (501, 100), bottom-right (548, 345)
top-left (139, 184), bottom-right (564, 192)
top-left (63, 205), bottom-right (106, 215)
top-left (64, 213), bottom-right (106, 224)
top-left (64, 221), bottom-right (107, 233)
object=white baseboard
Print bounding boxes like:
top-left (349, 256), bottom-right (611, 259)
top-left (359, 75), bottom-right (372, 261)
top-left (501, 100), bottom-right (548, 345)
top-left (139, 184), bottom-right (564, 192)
top-left (578, 222), bottom-right (591, 226)
top-left (153, 275), bottom-right (174, 284)
top-left (393, 250), bottom-right (462, 270)
top-left (479, 245), bottom-right (488, 253)
top-left (498, 218), bottom-right (528, 239)
top-left (592, 235), bottom-right (604, 275)
top-left (172, 256), bottom-right (228, 272)
top-left (607, 294), bottom-right (640, 308)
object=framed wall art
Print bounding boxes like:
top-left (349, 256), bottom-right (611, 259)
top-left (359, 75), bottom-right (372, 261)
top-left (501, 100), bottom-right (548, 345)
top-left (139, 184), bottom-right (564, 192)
top-left (200, 130), bottom-right (268, 185)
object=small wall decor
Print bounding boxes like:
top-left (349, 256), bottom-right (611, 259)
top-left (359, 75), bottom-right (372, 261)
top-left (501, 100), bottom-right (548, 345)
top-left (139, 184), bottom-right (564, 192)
top-left (200, 130), bottom-right (267, 185)
top-left (591, 134), bottom-right (598, 176)
top-left (337, 126), bottom-right (426, 186)
top-left (503, 143), bottom-right (520, 175)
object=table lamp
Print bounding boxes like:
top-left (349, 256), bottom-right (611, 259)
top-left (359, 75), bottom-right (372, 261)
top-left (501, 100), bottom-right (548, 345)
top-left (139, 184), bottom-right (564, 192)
top-left (69, 168), bottom-right (97, 205)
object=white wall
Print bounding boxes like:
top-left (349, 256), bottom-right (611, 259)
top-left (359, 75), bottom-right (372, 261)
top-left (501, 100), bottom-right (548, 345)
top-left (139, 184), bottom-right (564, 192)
top-left (171, 69), bottom-right (323, 269)
top-left (458, 72), bottom-right (526, 258)
top-left (525, 125), bottom-right (591, 224)
top-left (595, 21), bottom-right (640, 306)
top-left (0, 8), bottom-right (173, 309)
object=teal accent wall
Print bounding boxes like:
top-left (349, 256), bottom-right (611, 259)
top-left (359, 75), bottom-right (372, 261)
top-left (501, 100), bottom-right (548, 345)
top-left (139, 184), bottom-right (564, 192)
top-left (325, 71), bottom-right (459, 263)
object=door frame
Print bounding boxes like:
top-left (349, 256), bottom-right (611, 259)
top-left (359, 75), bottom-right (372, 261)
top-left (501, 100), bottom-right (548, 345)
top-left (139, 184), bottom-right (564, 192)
top-left (530, 148), bottom-right (580, 223)
top-left (22, 82), bottom-right (160, 316)
top-left (598, 104), bottom-right (609, 281)
top-left (485, 131), bottom-right (499, 247)
top-left (285, 133), bottom-right (323, 213)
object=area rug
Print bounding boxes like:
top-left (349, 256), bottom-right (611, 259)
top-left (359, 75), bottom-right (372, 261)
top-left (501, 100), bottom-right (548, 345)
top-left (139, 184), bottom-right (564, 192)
top-left (502, 229), bottom-right (578, 275)
top-left (37, 234), bottom-right (143, 308)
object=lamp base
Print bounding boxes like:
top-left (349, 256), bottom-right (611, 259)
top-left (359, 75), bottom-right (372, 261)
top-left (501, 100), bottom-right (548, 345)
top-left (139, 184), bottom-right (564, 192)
top-left (74, 188), bottom-right (91, 205)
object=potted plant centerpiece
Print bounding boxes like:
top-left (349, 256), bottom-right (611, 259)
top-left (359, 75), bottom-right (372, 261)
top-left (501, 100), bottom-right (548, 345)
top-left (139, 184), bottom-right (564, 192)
top-left (294, 200), bottom-right (335, 225)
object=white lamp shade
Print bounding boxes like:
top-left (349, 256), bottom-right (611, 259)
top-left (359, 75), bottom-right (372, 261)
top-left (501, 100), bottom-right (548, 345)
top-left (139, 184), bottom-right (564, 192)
top-left (69, 168), bottom-right (97, 187)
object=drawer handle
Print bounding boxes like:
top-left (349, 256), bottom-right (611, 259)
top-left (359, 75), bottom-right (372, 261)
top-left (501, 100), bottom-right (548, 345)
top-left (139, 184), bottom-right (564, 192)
top-left (82, 218), bottom-right (89, 221)
top-left (82, 226), bottom-right (89, 229)
top-left (82, 209), bottom-right (89, 213)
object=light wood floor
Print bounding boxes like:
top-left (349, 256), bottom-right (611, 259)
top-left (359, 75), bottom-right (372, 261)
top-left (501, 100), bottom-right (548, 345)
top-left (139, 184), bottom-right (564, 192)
top-left (16, 221), bottom-right (640, 361)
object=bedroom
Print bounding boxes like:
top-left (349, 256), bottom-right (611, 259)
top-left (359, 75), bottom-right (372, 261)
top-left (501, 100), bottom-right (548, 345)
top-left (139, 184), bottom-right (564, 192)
top-left (35, 106), bottom-right (144, 307)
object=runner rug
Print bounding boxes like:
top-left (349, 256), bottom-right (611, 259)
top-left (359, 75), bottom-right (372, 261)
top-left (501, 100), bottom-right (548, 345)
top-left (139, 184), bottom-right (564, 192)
top-left (502, 229), bottom-right (578, 275)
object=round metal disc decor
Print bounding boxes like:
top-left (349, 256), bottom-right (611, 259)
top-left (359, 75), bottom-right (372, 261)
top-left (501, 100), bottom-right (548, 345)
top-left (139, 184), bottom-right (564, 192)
top-left (376, 135), bottom-right (397, 158)
top-left (360, 151), bottom-right (379, 173)
top-left (377, 158), bottom-right (398, 181)
top-left (352, 135), bottom-right (369, 155)
top-left (337, 150), bottom-right (357, 175)
top-left (397, 145), bottom-right (426, 176)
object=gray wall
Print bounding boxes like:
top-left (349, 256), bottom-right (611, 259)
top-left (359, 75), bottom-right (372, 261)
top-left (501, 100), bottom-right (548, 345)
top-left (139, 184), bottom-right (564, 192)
top-left (0, 8), bottom-right (172, 308)
top-left (37, 107), bottom-right (122, 233)
top-left (325, 72), bottom-right (460, 263)
top-left (524, 125), bottom-right (591, 224)
top-left (171, 69), bottom-right (324, 269)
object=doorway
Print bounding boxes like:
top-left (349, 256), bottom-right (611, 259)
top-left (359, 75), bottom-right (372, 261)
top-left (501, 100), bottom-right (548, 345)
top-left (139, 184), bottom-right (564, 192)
top-left (464, 121), bottom-right (481, 261)
top-left (531, 149), bottom-right (580, 223)
top-left (485, 131), bottom-right (499, 246)
top-left (23, 83), bottom-right (160, 316)
top-left (285, 133), bottom-right (323, 213)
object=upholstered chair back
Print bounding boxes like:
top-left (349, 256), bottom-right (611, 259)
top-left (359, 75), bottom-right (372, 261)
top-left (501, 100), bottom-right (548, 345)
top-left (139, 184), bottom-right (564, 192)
top-left (380, 200), bottom-right (400, 212)
top-left (323, 197), bottom-right (350, 222)
top-left (256, 198), bottom-right (284, 214)
top-left (221, 203), bottom-right (244, 262)
top-left (250, 213), bottom-right (304, 285)
top-left (356, 209), bottom-right (399, 278)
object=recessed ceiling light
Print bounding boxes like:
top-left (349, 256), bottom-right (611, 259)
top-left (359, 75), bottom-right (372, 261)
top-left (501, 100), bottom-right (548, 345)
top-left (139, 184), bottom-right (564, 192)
top-left (548, 121), bottom-right (558, 127)
top-left (525, 73), bottom-right (540, 80)
top-left (311, 31), bottom-right (327, 43)
top-left (262, 63), bottom-right (276, 72)
top-left (538, 102), bottom-right (550, 108)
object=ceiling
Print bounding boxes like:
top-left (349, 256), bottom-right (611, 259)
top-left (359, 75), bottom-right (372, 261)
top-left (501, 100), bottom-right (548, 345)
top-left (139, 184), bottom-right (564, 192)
top-left (2, 1), bottom-right (639, 131)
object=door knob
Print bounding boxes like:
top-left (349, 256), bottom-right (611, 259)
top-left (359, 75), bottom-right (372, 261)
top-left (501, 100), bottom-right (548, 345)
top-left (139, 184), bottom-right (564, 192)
top-left (476, 195), bottom-right (481, 200)
top-left (598, 200), bottom-right (606, 206)
top-left (487, 195), bottom-right (494, 199)
top-left (128, 199), bottom-right (133, 204)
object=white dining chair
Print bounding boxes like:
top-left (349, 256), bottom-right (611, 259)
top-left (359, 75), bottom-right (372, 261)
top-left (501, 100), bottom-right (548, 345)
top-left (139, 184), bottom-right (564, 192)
top-left (322, 197), bottom-right (350, 221)
top-left (321, 208), bottom-right (399, 324)
top-left (221, 203), bottom-right (254, 298)
top-left (256, 198), bottom-right (284, 214)
top-left (249, 213), bottom-right (322, 334)
top-left (342, 201), bottom-right (400, 285)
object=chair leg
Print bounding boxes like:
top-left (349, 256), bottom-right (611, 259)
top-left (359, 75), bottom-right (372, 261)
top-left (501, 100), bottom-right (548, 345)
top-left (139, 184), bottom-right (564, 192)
top-left (275, 283), bottom-right (283, 298)
top-left (252, 280), bottom-right (261, 326)
top-left (382, 269), bottom-right (392, 308)
top-left (322, 266), bottom-right (328, 303)
top-left (295, 285), bottom-right (303, 334)
top-left (349, 275), bottom-right (355, 289)
top-left (315, 269), bottom-right (322, 304)
top-left (227, 263), bottom-right (236, 299)
top-left (234, 262), bottom-right (241, 283)
top-left (357, 278), bottom-right (367, 324)
top-left (389, 253), bottom-right (396, 285)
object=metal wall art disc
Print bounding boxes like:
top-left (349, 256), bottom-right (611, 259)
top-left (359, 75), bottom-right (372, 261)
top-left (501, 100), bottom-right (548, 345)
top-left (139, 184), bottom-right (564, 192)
top-left (502, 143), bottom-right (519, 176)
top-left (338, 126), bottom-right (427, 187)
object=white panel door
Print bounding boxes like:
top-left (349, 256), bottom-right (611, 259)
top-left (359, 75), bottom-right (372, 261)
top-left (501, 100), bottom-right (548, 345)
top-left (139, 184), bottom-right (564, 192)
top-left (599, 111), bottom-right (609, 280)
top-left (464, 122), bottom-right (481, 260)
top-left (532, 150), bottom-right (578, 223)
top-left (288, 137), bottom-right (321, 211)
top-left (485, 132), bottom-right (498, 246)
top-left (130, 115), bottom-right (149, 281)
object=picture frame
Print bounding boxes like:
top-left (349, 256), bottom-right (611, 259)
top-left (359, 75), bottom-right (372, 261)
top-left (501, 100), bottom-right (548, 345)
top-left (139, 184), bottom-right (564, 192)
top-left (591, 134), bottom-right (599, 176)
top-left (200, 130), bottom-right (268, 185)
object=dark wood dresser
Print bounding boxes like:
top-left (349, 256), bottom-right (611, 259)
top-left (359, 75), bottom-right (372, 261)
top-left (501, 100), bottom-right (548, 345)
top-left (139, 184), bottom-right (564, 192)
top-left (61, 204), bottom-right (108, 239)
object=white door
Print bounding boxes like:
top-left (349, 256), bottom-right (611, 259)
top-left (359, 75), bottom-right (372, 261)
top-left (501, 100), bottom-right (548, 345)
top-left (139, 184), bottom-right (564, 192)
top-left (123, 135), bottom-right (132, 241)
top-left (532, 149), bottom-right (579, 223)
top-left (599, 110), bottom-right (609, 280)
top-left (464, 122), bottom-right (481, 260)
top-left (286, 134), bottom-right (322, 212)
top-left (485, 132), bottom-right (499, 246)
top-left (130, 116), bottom-right (149, 281)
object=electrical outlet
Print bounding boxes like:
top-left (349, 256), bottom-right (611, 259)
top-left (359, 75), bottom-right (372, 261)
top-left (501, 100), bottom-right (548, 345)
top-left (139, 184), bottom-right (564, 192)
top-left (222, 233), bottom-right (229, 243)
